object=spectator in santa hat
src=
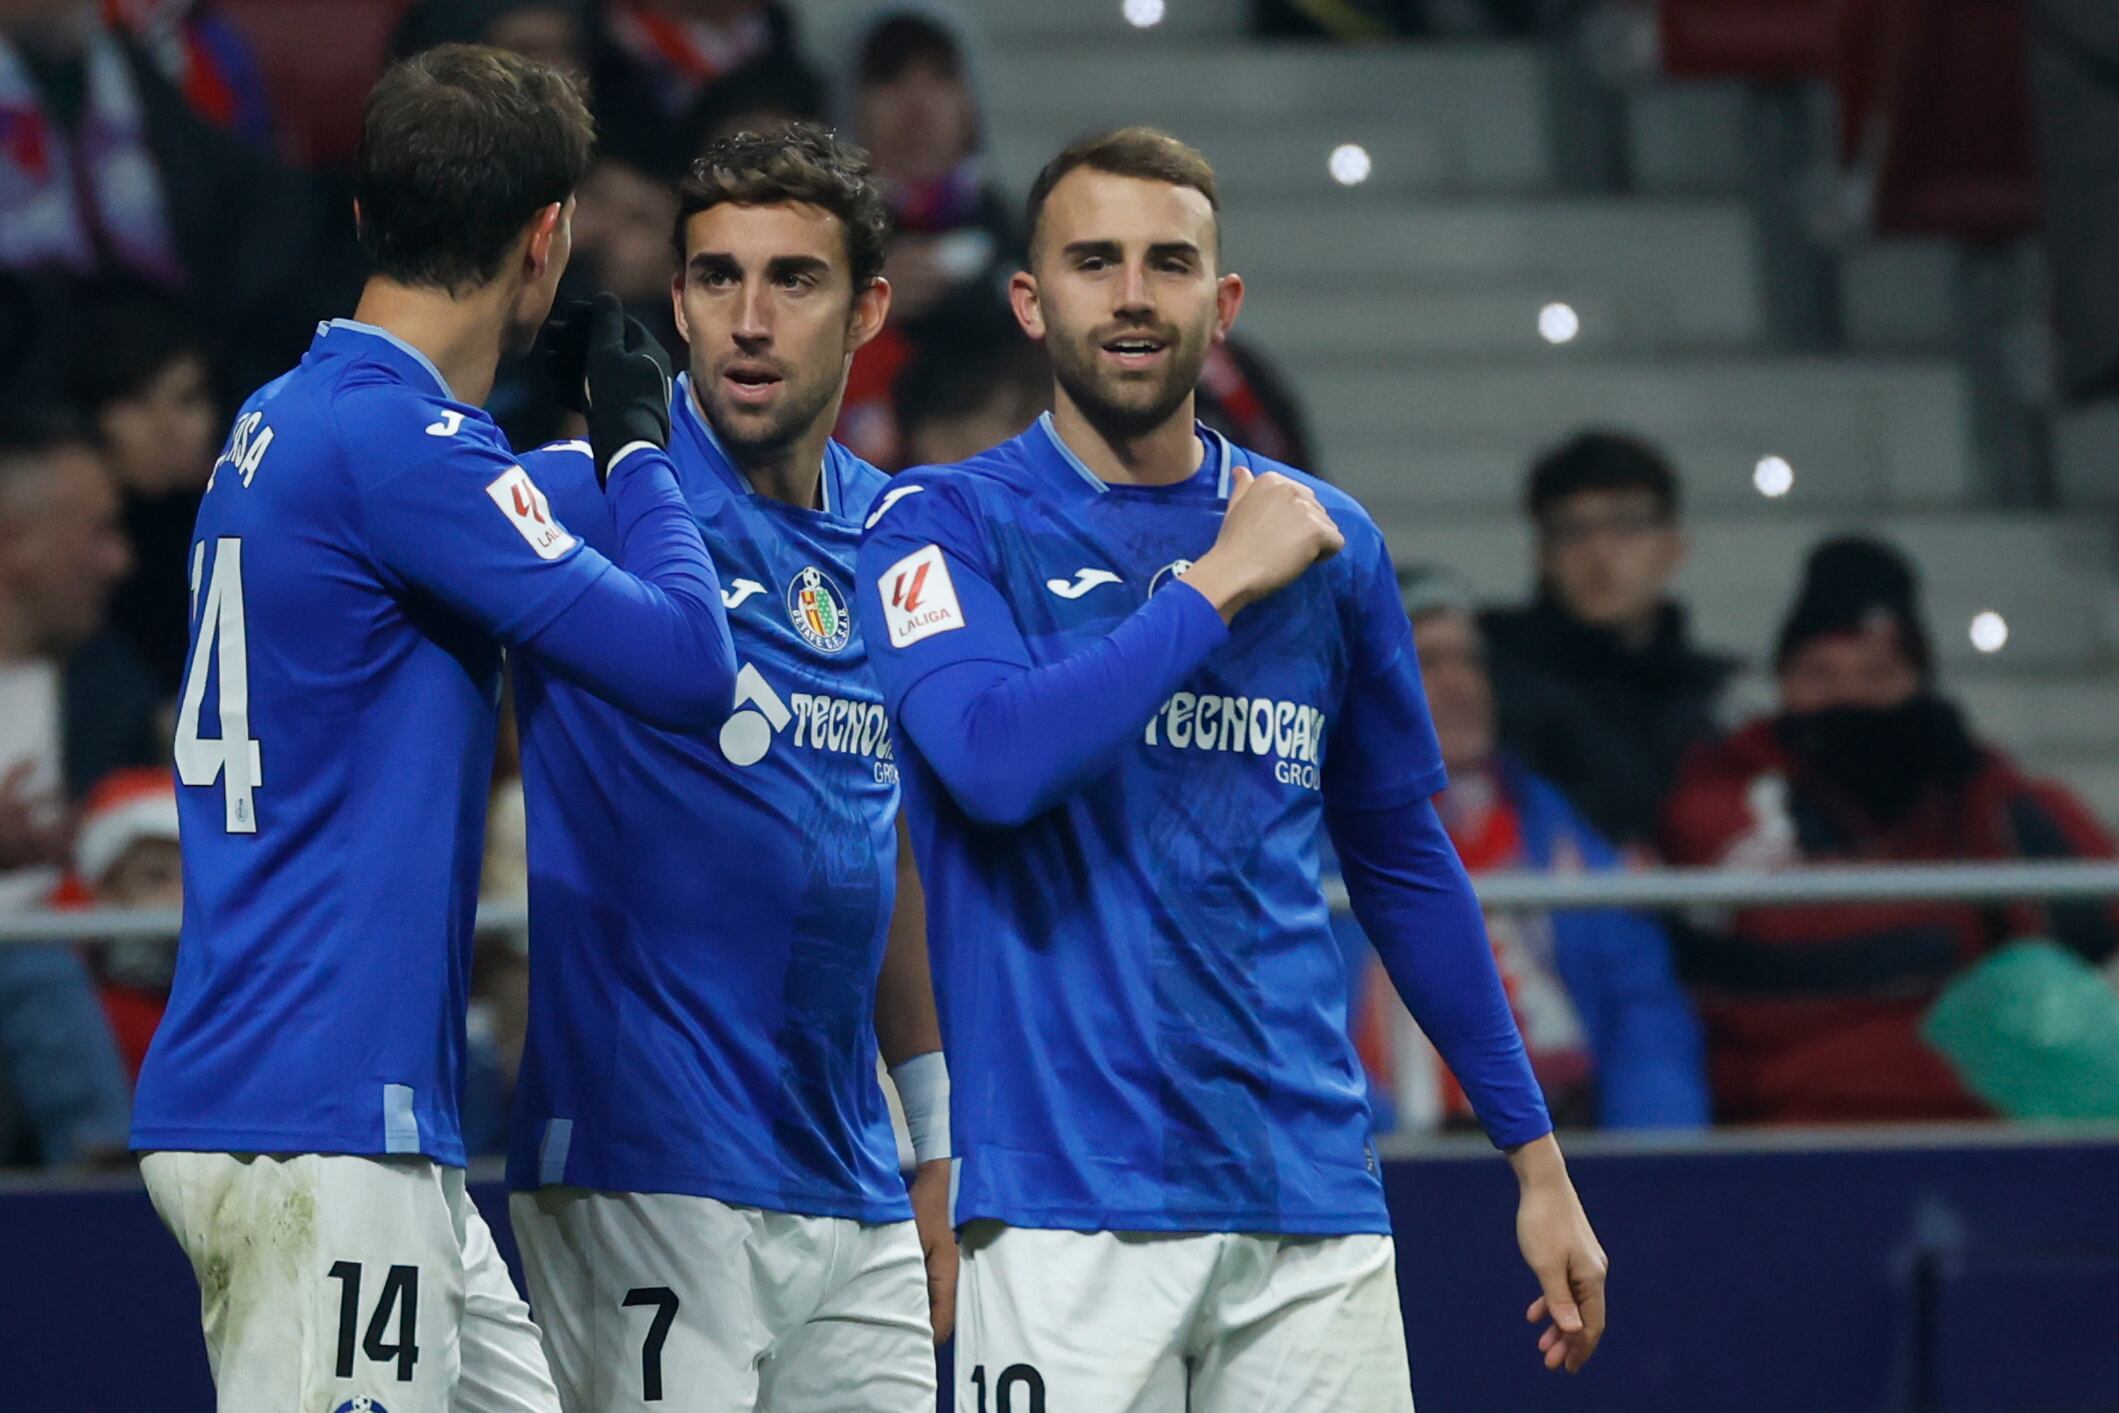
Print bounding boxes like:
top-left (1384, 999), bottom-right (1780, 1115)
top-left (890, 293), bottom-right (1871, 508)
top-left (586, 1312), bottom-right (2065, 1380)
top-left (73, 765), bottom-right (179, 1079)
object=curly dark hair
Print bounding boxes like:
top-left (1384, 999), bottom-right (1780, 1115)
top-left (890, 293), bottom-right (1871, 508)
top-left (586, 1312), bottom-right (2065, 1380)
top-left (673, 124), bottom-right (892, 291)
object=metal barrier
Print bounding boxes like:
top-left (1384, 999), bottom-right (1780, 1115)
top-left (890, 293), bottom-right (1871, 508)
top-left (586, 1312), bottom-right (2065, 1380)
top-left (3, 860), bottom-right (2116, 942)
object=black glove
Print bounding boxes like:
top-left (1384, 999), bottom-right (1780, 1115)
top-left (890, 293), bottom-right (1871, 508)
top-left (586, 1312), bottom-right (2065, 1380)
top-left (541, 292), bottom-right (672, 486)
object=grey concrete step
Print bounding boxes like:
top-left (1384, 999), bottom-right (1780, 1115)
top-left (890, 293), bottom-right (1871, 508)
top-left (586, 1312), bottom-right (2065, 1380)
top-left (1626, 81), bottom-right (1750, 197)
top-left (2014, 754), bottom-right (2119, 830)
top-left (1955, 674), bottom-right (2119, 757)
top-left (2052, 401), bottom-right (2119, 510)
top-left (1841, 240), bottom-right (1961, 354)
top-left (976, 0), bottom-right (1251, 40)
top-left (1296, 355), bottom-right (1977, 509)
top-left (1226, 197), bottom-right (1764, 352)
top-left (1376, 511), bottom-right (2116, 674)
top-left (1237, 287), bottom-right (1639, 358)
top-left (984, 43), bottom-right (1555, 196)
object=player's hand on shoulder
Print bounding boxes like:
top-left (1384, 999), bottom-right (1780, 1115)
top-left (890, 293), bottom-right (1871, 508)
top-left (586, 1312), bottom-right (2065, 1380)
top-left (1184, 463), bottom-right (1345, 623)
top-left (542, 292), bottom-right (672, 486)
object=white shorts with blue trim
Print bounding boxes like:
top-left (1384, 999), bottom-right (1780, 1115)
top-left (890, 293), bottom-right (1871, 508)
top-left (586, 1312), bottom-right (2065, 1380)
top-left (955, 1222), bottom-right (1416, 1413)
top-left (141, 1150), bottom-right (558, 1413)
top-left (510, 1188), bottom-right (935, 1413)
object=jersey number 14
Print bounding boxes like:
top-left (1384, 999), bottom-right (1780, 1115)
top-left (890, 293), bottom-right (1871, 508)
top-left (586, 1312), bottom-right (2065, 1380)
top-left (176, 537), bottom-right (262, 833)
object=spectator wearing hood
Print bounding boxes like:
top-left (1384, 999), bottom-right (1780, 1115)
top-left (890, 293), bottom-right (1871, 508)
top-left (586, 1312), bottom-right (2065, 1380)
top-left (1659, 536), bottom-right (2119, 1124)
top-left (1347, 565), bottom-right (1709, 1134)
top-left (1482, 430), bottom-right (1739, 852)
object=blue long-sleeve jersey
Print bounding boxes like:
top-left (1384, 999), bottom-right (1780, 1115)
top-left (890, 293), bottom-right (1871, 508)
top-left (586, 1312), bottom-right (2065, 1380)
top-left (857, 414), bottom-right (1549, 1236)
top-left (505, 380), bottom-right (909, 1220)
top-left (133, 320), bottom-right (733, 1164)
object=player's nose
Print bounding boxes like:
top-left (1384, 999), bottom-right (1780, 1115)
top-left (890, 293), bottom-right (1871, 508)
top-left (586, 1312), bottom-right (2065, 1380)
top-left (733, 281), bottom-right (773, 341)
top-left (1116, 259), bottom-right (1153, 313)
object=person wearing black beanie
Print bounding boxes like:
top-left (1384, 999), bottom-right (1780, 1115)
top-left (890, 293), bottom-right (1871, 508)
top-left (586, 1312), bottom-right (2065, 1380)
top-left (1772, 534), bottom-right (1933, 678)
top-left (1657, 534), bottom-right (2119, 1124)
top-left (1765, 535), bottom-right (1974, 825)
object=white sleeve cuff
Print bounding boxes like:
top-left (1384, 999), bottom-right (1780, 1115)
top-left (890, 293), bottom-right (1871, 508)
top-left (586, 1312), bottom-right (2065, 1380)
top-left (606, 440), bottom-right (660, 474)
top-left (890, 1050), bottom-right (952, 1165)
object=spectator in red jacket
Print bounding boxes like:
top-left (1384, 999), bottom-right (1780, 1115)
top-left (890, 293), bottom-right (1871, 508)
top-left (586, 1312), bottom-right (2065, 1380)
top-left (1660, 536), bottom-right (2119, 1123)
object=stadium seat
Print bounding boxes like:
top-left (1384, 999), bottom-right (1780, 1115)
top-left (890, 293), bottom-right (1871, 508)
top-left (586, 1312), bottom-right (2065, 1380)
top-left (214, 0), bottom-right (411, 168)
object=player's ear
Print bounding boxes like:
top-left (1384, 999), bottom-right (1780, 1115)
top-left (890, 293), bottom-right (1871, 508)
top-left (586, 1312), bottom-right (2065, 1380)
top-left (847, 276), bottom-right (891, 354)
top-left (670, 269), bottom-right (690, 346)
top-left (1008, 270), bottom-right (1045, 342)
top-left (1212, 271), bottom-right (1245, 344)
top-left (524, 201), bottom-right (564, 278)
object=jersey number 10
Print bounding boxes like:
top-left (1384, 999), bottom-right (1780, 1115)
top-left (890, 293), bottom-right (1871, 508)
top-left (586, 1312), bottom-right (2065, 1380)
top-left (176, 537), bottom-right (263, 833)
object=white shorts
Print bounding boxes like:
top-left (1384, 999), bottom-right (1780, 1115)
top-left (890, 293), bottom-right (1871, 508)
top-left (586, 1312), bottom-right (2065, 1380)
top-left (510, 1188), bottom-right (935, 1413)
top-left (140, 1150), bottom-right (559, 1413)
top-left (955, 1222), bottom-right (1416, 1413)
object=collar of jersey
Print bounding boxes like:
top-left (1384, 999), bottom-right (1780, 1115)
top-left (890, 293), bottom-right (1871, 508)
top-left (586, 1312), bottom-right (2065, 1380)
top-left (316, 319), bottom-right (456, 401)
top-left (673, 372), bottom-right (846, 520)
top-left (1031, 410), bottom-right (1235, 500)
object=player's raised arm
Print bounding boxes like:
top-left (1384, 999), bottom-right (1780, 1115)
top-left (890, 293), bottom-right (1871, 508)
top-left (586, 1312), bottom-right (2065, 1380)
top-left (359, 296), bottom-right (737, 731)
top-left (517, 294), bottom-right (739, 727)
top-left (1321, 526), bottom-right (1607, 1373)
top-left (857, 464), bottom-right (1338, 826)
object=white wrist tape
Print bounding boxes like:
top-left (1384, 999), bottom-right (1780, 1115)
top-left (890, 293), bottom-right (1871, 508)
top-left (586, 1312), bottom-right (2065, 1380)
top-left (891, 1051), bottom-right (952, 1165)
top-left (606, 440), bottom-right (659, 474)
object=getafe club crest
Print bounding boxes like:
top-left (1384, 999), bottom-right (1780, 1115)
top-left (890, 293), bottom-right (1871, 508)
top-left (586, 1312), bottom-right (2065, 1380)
top-left (1148, 558), bottom-right (1194, 598)
top-left (333, 1399), bottom-right (389, 1413)
top-left (787, 565), bottom-right (852, 653)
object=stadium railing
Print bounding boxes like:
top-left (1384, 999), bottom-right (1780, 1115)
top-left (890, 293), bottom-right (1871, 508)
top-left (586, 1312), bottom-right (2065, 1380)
top-left (4, 860), bottom-right (2118, 942)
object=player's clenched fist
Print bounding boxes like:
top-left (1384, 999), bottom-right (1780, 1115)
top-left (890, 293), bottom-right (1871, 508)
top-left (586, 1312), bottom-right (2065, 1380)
top-left (1185, 463), bottom-right (1346, 622)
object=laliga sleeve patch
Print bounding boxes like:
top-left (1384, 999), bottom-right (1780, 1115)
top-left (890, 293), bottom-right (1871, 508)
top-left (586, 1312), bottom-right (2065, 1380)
top-left (881, 543), bottom-right (964, 648)
top-left (485, 465), bottom-right (578, 560)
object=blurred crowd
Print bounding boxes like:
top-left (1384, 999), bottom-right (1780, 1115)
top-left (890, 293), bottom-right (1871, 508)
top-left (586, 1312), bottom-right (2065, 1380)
top-left (0, 0), bottom-right (2114, 1168)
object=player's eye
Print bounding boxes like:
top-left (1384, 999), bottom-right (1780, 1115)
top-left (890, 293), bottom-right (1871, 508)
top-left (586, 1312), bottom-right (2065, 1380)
top-left (778, 273), bottom-right (815, 291)
top-left (1077, 256), bottom-right (1109, 272)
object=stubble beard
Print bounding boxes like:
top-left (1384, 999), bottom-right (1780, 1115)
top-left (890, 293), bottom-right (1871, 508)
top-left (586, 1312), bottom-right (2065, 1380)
top-left (696, 364), bottom-right (839, 462)
top-left (1049, 323), bottom-right (1212, 442)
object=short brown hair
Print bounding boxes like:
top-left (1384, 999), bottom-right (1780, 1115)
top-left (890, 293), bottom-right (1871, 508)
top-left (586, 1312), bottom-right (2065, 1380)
top-left (673, 124), bottom-right (892, 291)
top-left (1024, 126), bottom-right (1220, 259)
top-left (356, 44), bottom-right (594, 293)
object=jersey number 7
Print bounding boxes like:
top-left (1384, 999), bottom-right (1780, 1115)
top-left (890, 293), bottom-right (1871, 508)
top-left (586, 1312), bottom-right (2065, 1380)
top-left (175, 537), bottom-right (263, 832)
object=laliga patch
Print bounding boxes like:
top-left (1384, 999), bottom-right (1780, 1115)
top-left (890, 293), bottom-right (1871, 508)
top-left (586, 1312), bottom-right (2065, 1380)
top-left (882, 544), bottom-right (963, 648)
top-left (485, 466), bottom-right (576, 561)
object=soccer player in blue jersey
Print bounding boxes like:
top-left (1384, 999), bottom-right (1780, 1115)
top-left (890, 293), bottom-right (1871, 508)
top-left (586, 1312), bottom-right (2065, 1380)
top-left (505, 126), bottom-right (952, 1413)
top-left (858, 127), bottom-right (1610, 1410)
top-left (129, 46), bottom-right (739, 1413)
